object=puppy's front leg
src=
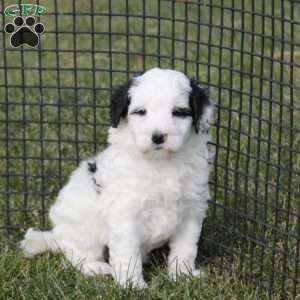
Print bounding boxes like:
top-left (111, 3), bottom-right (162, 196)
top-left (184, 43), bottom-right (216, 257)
top-left (168, 216), bottom-right (204, 279)
top-left (109, 223), bottom-right (147, 289)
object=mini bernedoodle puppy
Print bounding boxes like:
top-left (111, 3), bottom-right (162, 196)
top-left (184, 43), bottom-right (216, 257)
top-left (21, 68), bottom-right (214, 288)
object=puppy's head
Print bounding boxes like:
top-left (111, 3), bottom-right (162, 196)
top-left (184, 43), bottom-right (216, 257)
top-left (111, 68), bottom-right (213, 154)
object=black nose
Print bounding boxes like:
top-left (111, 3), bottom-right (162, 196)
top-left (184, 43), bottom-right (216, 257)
top-left (152, 133), bottom-right (165, 144)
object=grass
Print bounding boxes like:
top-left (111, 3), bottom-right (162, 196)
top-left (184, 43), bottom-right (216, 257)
top-left (0, 244), bottom-right (284, 300)
top-left (0, 0), bottom-right (300, 299)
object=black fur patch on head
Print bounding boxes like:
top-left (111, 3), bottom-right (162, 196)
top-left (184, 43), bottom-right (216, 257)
top-left (88, 162), bottom-right (97, 173)
top-left (110, 79), bottom-right (133, 128)
top-left (189, 79), bottom-right (211, 134)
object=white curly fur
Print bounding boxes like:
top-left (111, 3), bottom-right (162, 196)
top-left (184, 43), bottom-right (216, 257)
top-left (21, 68), bottom-right (213, 288)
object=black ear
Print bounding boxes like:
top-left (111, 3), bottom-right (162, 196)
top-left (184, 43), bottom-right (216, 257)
top-left (110, 80), bottom-right (132, 128)
top-left (189, 79), bottom-right (212, 134)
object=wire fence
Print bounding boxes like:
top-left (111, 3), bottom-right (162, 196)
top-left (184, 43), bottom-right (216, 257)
top-left (0, 0), bottom-right (299, 297)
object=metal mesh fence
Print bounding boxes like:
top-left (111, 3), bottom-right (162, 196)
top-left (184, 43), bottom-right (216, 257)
top-left (0, 0), bottom-right (299, 297)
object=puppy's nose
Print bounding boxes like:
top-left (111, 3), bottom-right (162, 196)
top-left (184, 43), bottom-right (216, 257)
top-left (152, 132), bottom-right (166, 144)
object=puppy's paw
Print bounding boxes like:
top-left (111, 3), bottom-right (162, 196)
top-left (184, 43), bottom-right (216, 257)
top-left (133, 278), bottom-right (148, 289)
top-left (81, 261), bottom-right (112, 276)
top-left (191, 268), bottom-right (206, 278)
top-left (168, 266), bottom-right (205, 280)
top-left (116, 277), bottom-right (148, 289)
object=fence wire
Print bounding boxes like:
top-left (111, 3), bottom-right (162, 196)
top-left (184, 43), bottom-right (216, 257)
top-left (0, 0), bottom-right (299, 297)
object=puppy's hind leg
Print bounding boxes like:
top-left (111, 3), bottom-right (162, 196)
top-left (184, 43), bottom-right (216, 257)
top-left (20, 228), bottom-right (59, 257)
top-left (21, 228), bottom-right (112, 276)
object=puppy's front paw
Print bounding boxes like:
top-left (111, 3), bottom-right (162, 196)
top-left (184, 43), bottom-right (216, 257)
top-left (168, 266), bottom-right (205, 280)
top-left (191, 268), bottom-right (206, 278)
top-left (134, 278), bottom-right (148, 289)
top-left (81, 261), bottom-right (112, 276)
top-left (116, 276), bottom-right (148, 289)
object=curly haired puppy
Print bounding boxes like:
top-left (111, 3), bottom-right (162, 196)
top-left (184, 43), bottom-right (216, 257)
top-left (21, 68), bottom-right (214, 288)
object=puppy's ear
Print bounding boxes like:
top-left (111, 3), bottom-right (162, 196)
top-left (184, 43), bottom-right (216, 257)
top-left (189, 79), bottom-right (214, 134)
top-left (110, 80), bottom-right (133, 128)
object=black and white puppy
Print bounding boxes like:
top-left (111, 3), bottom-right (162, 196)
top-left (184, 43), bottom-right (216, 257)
top-left (21, 68), bottom-right (214, 288)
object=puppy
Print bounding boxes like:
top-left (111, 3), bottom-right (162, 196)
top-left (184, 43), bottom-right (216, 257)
top-left (21, 68), bottom-right (214, 288)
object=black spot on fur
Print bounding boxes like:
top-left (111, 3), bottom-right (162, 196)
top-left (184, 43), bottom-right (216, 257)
top-left (88, 162), bottom-right (97, 173)
top-left (92, 177), bottom-right (102, 194)
top-left (103, 246), bottom-right (110, 263)
top-left (189, 79), bottom-right (211, 134)
top-left (110, 79), bottom-right (133, 128)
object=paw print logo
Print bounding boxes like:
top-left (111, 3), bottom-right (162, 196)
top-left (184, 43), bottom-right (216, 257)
top-left (4, 16), bottom-right (44, 48)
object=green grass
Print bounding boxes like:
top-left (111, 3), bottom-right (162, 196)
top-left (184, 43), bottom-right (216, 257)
top-left (0, 0), bottom-right (300, 299)
top-left (0, 244), bottom-right (284, 300)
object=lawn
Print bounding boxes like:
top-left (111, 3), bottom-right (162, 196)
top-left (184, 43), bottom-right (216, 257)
top-left (0, 0), bottom-right (299, 299)
top-left (0, 244), bottom-right (278, 300)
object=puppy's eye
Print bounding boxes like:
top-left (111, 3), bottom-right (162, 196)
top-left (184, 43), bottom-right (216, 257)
top-left (172, 108), bottom-right (192, 118)
top-left (130, 109), bottom-right (147, 116)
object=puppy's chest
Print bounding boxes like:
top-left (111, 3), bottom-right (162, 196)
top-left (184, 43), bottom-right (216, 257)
top-left (138, 172), bottom-right (189, 244)
top-left (142, 165), bottom-right (184, 205)
top-left (144, 191), bottom-right (181, 218)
